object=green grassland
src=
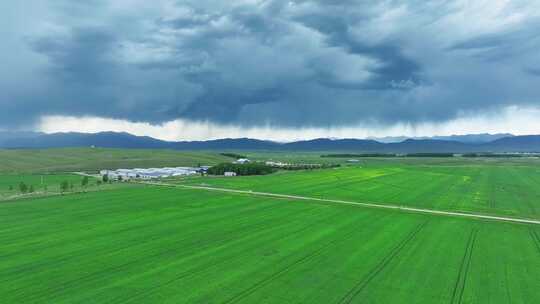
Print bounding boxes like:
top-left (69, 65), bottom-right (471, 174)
top-left (239, 151), bottom-right (344, 164)
top-left (0, 174), bottom-right (101, 199)
top-left (1, 186), bottom-right (539, 303)
top-left (179, 158), bottom-right (540, 220)
top-left (2, 153), bottom-right (540, 303)
top-left (0, 148), bottom-right (230, 173)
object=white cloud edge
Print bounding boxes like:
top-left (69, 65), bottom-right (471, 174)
top-left (38, 106), bottom-right (540, 142)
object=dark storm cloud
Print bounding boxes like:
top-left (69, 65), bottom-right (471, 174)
top-left (31, 28), bottom-right (117, 85)
top-left (293, 10), bottom-right (421, 90)
top-left (528, 68), bottom-right (540, 77)
top-left (1, 0), bottom-right (540, 129)
top-left (448, 20), bottom-right (540, 63)
top-left (22, 27), bottom-right (199, 123)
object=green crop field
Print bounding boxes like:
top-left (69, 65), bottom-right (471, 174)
top-left (1, 185), bottom-right (539, 303)
top-left (0, 148), bottom-right (230, 173)
top-left (179, 158), bottom-right (540, 220)
top-left (2, 156), bottom-right (540, 303)
top-left (0, 174), bottom-right (102, 200)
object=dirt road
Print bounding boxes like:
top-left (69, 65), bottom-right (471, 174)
top-left (137, 181), bottom-right (540, 225)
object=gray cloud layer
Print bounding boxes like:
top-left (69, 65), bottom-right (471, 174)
top-left (1, 0), bottom-right (540, 129)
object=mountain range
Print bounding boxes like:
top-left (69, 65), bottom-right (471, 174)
top-left (367, 133), bottom-right (513, 143)
top-left (1, 131), bottom-right (540, 153)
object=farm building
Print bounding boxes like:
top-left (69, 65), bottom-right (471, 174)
top-left (199, 166), bottom-right (212, 173)
top-left (224, 171), bottom-right (237, 177)
top-left (265, 161), bottom-right (289, 167)
top-left (235, 158), bottom-right (250, 164)
top-left (100, 166), bottom-right (203, 180)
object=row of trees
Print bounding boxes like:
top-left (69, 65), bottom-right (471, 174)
top-left (277, 163), bottom-right (341, 171)
top-left (7, 176), bottom-right (102, 194)
top-left (462, 153), bottom-right (525, 158)
top-left (321, 153), bottom-right (457, 158)
top-left (207, 163), bottom-right (276, 176)
top-left (405, 153), bottom-right (455, 157)
top-left (207, 161), bottom-right (342, 176)
top-left (15, 182), bottom-right (35, 194)
top-left (220, 152), bottom-right (248, 159)
top-left (62, 176), bottom-right (105, 192)
top-left (321, 153), bottom-right (397, 158)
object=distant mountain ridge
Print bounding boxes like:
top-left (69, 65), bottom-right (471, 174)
top-left (1, 131), bottom-right (539, 153)
top-left (368, 133), bottom-right (514, 143)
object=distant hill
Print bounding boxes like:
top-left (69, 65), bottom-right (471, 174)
top-left (1, 131), bottom-right (539, 153)
top-left (369, 133), bottom-right (514, 144)
top-left (385, 139), bottom-right (471, 153)
top-left (0, 132), bottom-right (277, 150)
top-left (431, 133), bottom-right (514, 143)
top-left (481, 135), bottom-right (540, 152)
top-left (281, 138), bottom-right (384, 151)
top-left (0, 132), bottom-right (170, 149)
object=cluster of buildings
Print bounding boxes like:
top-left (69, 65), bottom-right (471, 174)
top-left (265, 161), bottom-right (288, 167)
top-left (264, 161), bottom-right (329, 168)
top-left (100, 166), bottom-right (210, 180)
top-left (234, 158), bottom-right (250, 164)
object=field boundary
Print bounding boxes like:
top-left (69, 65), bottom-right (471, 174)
top-left (135, 181), bottom-right (540, 225)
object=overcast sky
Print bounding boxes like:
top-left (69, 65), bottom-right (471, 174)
top-left (2, 1), bottom-right (540, 140)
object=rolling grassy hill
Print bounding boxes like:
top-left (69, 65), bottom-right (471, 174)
top-left (0, 148), bottom-right (230, 173)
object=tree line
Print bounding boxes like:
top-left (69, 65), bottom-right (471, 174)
top-left (321, 153), bottom-right (397, 158)
top-left (321, 153), bottom-right (457, 158)
top-left (404, 153), bottom-right (455, 157)
top-left (7, 176), bottom-right (102, 194)
top-left (207, 163), bottom-right (276, 176)
top-left (462, 153), bottom-right (530, 158)
top-left (220, 153), bottom-right (248, 159)
top-left (275, 163), bottom-right (341, 170)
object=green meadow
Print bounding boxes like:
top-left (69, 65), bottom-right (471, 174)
top-left (179, 158), bottom-right (540, 220)
top-left (0, 148), bottom-right (229, 173)
top-left (0, 174), bottom-right (99, 199)
top-left (1, 186), bottom-right (539, 303)
top-left (2, 154), bottom-right (540, 303)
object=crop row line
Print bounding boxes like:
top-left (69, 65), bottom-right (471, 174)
top-left (337, 221), bottom-right (429, 304)
top-left (0, 199), bottom-right (258, 261)
top-left (528, 228), bottom-right (540, 254)
top-left (118, 207), bottom-right (350, 304)
top-left (450, 228), bottom-right (478, 304)
top-left (18, 203), bottom-right (313, 302)
top-left (2, 198), bottom-right (281, 285)
top-left (220, 222), bottom-right (368, 304)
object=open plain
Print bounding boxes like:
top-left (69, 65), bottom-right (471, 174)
top-left (1, 154), bottom-right (540, 303)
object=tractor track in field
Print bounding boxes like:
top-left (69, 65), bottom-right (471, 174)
top-left (1, 201), bottom-right (283, 281)
top-left (16, 204), bottom-right (319, 302)
top-left (137, 181), bottom-right (540, 225)
top-left (450, 228), bottom-right (478, 304)
top-left (337, 221), bottom-right (428, 304)
top-left (220, 225), bottom-right (366, 304)
top-left (18, 218), bottom-right (275, 301)
top-left (117, 209), bottom-right (356, 304)
top-left (528, 228), bottom-right (540, 254)
top-left (0, 194), bottom-right (288, 260)
top-left (0, 201), bottom-right (267, 261)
